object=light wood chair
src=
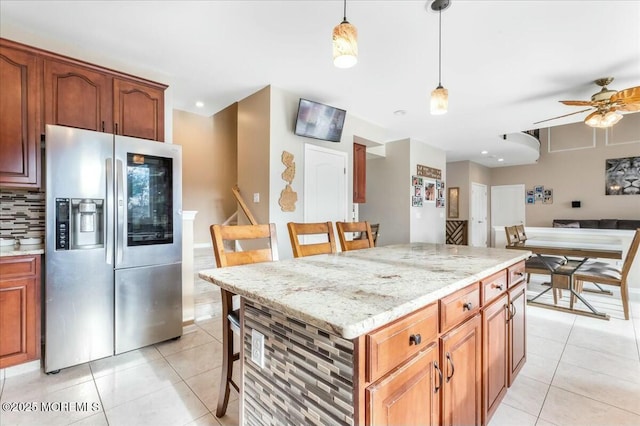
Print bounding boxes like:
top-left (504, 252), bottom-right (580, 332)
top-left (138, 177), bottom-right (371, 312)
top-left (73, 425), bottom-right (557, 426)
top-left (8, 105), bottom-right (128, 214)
top-left (505, 226), bottom-right (520, 246)
top-left (209, 223), bottom-right (279, 417)
top-left (356, 223), bottom-right (380, 246)
top-left (573, 228), bottom-right (640, 320)
top-left (515, 224), bottom-right (527, 242)
top-left (336, 221), bottom-right (375, 252)
top-left (287, 222), bottom-right (337, 258)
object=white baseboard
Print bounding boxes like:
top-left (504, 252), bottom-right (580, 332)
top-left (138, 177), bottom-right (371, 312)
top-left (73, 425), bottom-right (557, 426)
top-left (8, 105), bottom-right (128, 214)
top-left (1, 359), bottom-right (41, 379)
top-left (194, 243), bottom-right (212, 249)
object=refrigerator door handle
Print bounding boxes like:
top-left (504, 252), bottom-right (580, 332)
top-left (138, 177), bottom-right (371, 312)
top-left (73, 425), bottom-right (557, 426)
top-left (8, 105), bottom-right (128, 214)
top-left (116, 158), bottom-right (125, 265)
top-left (105, 158), bottom-right (114, 265)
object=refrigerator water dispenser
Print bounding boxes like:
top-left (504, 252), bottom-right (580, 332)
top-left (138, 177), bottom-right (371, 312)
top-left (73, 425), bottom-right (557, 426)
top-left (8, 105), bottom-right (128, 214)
top-left (70, 198), bottom-right (104, 249)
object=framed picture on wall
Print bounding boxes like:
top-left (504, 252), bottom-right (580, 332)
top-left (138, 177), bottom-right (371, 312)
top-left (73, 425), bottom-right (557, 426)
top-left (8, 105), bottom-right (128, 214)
top-left (424, 180), bottom-right (436, 203)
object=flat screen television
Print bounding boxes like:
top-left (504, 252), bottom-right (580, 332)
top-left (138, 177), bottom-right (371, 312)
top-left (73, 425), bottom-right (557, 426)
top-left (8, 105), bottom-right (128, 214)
top-left (294, 98), bottom-right (346, 143)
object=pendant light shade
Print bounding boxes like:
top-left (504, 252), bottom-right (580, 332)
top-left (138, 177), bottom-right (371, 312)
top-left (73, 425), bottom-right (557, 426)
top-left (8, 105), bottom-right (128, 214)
top-left (584, 110), bottom-right (623, 128)
top-left (333, 0), bottom-right (358, 68)
top-left (430, 0), bottom-right (450, 115)
top-left (430, 85), bottom-right (448, 115)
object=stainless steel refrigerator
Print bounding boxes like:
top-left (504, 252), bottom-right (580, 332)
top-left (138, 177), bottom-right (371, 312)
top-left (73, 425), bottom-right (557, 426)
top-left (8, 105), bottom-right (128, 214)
top-left (45, 124), bottom-right (182, 373)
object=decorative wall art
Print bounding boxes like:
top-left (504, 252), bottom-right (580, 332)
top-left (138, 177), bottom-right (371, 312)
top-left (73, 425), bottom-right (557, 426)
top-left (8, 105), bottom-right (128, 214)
top-left (424, 180), bottom-right (436, 203)
top-left (278, 151), bottom-right (298, 212)
top-left (448, 187), bottom-right (459, 218)
top-left (411, 175), bottom-right (445, 207)
top-left (606, 156), bottom-right (640, 195)
top-left (526, 186), bottom-right (552, 204)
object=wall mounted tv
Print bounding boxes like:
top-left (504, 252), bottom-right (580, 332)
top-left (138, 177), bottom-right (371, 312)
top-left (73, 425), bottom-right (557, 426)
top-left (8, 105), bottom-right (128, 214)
top-left (294, 98), bottom-right (346, 143)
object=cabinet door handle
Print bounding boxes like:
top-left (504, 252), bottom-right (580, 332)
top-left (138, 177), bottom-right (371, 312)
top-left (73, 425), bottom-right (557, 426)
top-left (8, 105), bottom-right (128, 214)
top-left (511, 302), bottom-right (517, 319)
top-left (445, 352), bottom-right (455, 382)
top-left (462, 302), bottom-right (473, 311)
top-left (101, 121), bottom-right (105, 132)
top-left (434, 361), bottom-right (443, 393)
top-left (409, 334), bottom-right (422, 346)
top-left (504, 304), bottom-right (511, 322)
top-left (115, 123), bottom-right (119, 134)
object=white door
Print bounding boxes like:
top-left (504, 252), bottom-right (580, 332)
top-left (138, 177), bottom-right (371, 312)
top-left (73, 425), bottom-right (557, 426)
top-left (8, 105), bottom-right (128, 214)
top-left (304, 144), bottom-right (348, 244)
top-left (490, 184), bottom-right (526, 247)
top-left (470, 182), bottom-right (488, 247)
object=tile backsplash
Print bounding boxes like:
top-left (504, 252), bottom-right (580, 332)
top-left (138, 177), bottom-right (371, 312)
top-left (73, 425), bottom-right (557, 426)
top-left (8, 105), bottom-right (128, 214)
top-left (0, 189), bottom-right (45, 239)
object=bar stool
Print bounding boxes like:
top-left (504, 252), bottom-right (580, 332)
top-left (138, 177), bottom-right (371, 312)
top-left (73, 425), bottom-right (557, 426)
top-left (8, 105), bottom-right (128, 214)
top-left (209, 223), bottom-right (279, 417)
top-left (287, 222), bottom-right (337, 258)
top-left (336, 221), bottom-right (375, 251)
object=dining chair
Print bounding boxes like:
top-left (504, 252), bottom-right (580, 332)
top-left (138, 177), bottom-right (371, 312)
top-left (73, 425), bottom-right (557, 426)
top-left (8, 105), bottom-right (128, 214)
top-left (336, 221), bottom-right (375, 251)
top-left (209, 223), bottom-right (279, 417)
top-left (505, 226), bottom-right (520, 246)
top-left (515, 224), bottom-right (527, 242)
top-left (287, 222), bottom-right (337, 258)
top-left (573, 228), bottom-right (640, 320)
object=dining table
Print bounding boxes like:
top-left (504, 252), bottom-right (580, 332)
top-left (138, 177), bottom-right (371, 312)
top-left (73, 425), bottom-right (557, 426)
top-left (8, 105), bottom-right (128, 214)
top-left (507, 239), bottom-right (623, 319)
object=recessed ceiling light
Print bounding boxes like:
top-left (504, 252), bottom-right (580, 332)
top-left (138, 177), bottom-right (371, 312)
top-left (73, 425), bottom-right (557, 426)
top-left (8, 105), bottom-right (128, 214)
top-left (481, 150), bottom-right (488, 155)
top-left (393, 110), bottom-right (407, 116)
top-left (195, 101), bottom-right (204, 108)
top-left (498, 158), bottom-right (504, 162)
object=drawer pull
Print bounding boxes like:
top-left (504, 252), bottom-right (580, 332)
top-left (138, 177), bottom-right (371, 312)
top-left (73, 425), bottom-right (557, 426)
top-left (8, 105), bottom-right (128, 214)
top-left (515, 272), bottom-right (524, 277)
top-left (492, 284), bottom-right (503, 291)
top-left (434, 362), bottom-right (443, 393)
top-left (409, 334), bottom-right (422, 345)
top-left (445, 352), bottom-right (455, 382)
top-left (462, 302), bottom-right (473, 311)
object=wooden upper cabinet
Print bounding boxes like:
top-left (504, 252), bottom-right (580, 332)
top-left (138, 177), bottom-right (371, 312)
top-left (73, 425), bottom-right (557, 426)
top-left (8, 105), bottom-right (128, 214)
top-left (113, 79), bottom-right (165, 141)
top-left (0, 45), bottom-right (41, 188)
top-left (44, 59), bottom-right (113, 134)
top-left (353, 142), bottom-right (366, 203)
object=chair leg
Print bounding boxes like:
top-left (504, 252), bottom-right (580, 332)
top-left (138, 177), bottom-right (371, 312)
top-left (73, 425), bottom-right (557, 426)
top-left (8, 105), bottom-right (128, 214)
top-left (621, 281), bottom-right (630, 321)
top-left (216, 289), bottom-right (235, 418)
top-left (526, 273), bottom-right (531, 283)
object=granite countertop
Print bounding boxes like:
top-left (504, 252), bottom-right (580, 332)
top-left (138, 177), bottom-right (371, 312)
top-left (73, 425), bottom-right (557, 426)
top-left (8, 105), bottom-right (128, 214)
top-left (199, 243), bottom-right (530, 339)
top-left (0, 244), bottom-right (45, 257)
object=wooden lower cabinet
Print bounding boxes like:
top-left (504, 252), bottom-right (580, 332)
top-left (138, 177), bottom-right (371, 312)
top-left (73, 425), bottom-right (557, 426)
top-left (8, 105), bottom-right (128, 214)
top-left (508, 281), bottom-right (527, 385)
top-left (366, 342), bottom-right (440, 426)
top-left (441, 314), bottom-right (482, 426)
top-left (482, 293), bottom-right (509, 424)
top-left (0, 255), bottom-right (41, 368)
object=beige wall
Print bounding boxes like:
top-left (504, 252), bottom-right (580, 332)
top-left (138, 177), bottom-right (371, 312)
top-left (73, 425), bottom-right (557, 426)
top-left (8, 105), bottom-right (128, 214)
top-left (173, 107), bottom-right (237, 244)
top-left (237, 86), bottom-right (271, 225)
top-left (490, 117), bottom-right (640, 227)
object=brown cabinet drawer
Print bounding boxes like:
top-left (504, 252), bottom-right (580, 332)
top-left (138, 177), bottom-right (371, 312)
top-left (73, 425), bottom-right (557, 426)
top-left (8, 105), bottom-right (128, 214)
top-left (440, 283), bottom-right (480, 333)
top-left (367, 302), bottom-right (438, 382)
top-left (0, 255), bottom-right (38, 278)
top-left (508, 261), bottom-right (526, 288)
top-left (481, 270), bottom-right (507, 305)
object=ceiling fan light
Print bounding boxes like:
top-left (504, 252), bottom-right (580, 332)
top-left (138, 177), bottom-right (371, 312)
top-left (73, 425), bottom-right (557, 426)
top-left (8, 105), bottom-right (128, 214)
top-left (585, 110), bottom-right (623, 128)
top-left (430, 85), bottom-right (448, 115)
top-left (333, 20), bottom-right (358, 68)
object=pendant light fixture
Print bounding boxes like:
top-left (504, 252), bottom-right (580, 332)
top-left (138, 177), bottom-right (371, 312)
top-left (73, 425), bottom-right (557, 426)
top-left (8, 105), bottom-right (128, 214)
top-left (333, 0), bottom-right (358, 68)
top-left (430, 0), bottom-right (451, 115)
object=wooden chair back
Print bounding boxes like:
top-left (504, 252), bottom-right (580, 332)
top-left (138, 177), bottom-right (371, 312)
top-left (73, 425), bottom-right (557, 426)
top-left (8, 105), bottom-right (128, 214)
top-left (357, 223), bottom-right (380, 246)
top-left (287, 222), bottom-right (337, 258)
top-left (515, 224), bottom-right (527, 242)
top-left (210, 223), bottom-right (279, 268)
top-left (336, 221), bottom-right (375, 252)
top-left (505, 226), bottom-right (520, 246)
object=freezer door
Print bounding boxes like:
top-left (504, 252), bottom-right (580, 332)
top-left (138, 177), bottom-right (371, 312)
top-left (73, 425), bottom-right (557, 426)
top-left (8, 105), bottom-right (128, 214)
top-left (115, 263), bottom-right (183, 354)
top-left (114, 135), bottom-right (182, 269)
top-left (45, 125), bottom-right (115, 372)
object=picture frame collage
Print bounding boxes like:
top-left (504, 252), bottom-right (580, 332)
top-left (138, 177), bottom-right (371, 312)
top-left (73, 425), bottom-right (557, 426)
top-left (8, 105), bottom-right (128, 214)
top-left (526, 185), bottom-right (553, 204)
top-left (412, 175), bottom-right (445, 208)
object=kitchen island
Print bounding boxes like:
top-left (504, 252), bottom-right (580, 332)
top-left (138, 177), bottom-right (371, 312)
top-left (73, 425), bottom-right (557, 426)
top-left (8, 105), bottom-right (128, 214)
top-left (199, 243), bottom-right (530, 426)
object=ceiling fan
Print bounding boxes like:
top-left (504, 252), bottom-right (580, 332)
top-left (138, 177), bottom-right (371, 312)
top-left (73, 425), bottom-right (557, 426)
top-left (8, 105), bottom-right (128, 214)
top-left (534, 77), bottom-right (640, 128)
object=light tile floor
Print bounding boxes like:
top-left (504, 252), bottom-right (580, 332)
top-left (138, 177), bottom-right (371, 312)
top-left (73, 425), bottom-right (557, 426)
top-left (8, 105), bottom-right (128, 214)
top-left (0, 248), bottom-right (638, 426)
